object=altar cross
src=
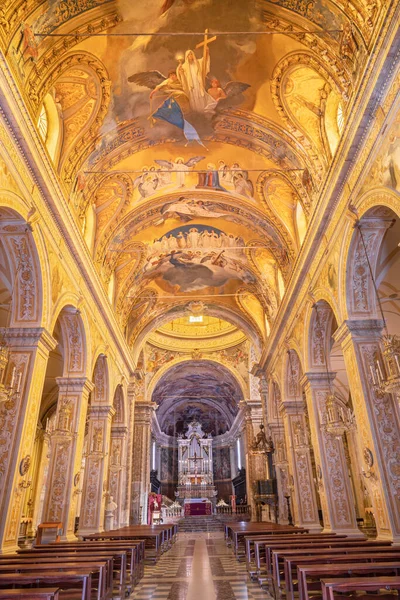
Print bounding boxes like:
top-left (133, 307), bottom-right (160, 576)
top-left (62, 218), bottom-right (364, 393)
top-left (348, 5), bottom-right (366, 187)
top-left (195, 28), bottom-right (217, 84)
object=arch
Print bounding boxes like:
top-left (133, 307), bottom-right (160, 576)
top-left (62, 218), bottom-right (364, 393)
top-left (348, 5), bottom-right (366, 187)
top-left (0, 203), bottom-right (45, 327)
top-left (112, 384), bottom-right (125, 425)
top-left (306, 299), bottom-right (337, 371)
top-left (54, 305), bottom-right (89, 377)
top-left (284, 348), bottom-right (303, 399)
top-left (92, 354), bottom-right (109, 405)
top-left (151, 359), bottom-right (244, 436)
top-left (344, 197), bottom-right (397, 320)
top-left (147, 355), bottom-right (248, 401)
top-left (130, 302), bottom-right (262, 365)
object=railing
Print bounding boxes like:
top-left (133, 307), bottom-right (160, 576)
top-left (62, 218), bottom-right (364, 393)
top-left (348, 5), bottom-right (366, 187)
top-left (163, 506), bottom-right (183, 518)
top-left (216, 505), bottom-right (251, 515)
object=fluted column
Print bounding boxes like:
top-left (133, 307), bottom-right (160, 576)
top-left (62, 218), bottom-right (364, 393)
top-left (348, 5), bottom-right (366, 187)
top-left (335, 320), bottom-right (400, 542)
top-left (79, 404), bottom-right (115, 535)
top-left (43, 377), bottom-right (94, 540)
top-left (0, 327), bottom-right (56, 554)
top-left (130, 401), bottom-right (155, 524)
top-left (301, 372), bottom-right (359, 535)
top-left (281, 398), bottom-right (321, 531)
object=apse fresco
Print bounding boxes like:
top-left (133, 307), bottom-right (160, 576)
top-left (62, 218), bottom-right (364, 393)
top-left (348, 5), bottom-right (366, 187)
top-left (153, 360), bottom-right (242, 435)
top-left (143, 224), bottom-right (256, 292)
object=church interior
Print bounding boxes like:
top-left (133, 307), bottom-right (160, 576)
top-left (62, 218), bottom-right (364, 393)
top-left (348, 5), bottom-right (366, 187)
top-left (0, 0), bottom-right (400, 598)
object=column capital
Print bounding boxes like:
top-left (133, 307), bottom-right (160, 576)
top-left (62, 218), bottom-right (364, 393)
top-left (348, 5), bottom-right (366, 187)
top-left (3, 327), bottom-right (57, 352)
top-left (134, 401), bottom-right (156, 425)
top-left (301, 371), bottom-right (336, 389)
top-left (55, 376), bottom-right (94, 394)
top-left (333, 319), bottom-right (384, 345)
top-left (87, 404), bottom-right (116, 419)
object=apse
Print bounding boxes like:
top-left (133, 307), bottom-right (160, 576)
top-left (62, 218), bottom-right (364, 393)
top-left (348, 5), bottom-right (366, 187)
top-left (152, 360), bottom-right (242, 436)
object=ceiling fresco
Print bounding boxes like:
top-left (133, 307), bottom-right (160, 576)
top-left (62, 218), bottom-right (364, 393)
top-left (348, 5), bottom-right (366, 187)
top-left (1, 0), bottom-right (381, 427)
top-left (152, 360), bottom-right (242, 436)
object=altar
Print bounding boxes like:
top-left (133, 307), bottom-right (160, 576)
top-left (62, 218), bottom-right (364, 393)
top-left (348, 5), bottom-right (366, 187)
top-left (175, 421), bottom-right (217, 508)
top-left (184, 500), bottom-right (212, 516)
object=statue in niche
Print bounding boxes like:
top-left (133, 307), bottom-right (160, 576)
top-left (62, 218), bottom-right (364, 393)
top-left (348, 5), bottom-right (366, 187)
top-left (252, 424), bottom-right (274, 453)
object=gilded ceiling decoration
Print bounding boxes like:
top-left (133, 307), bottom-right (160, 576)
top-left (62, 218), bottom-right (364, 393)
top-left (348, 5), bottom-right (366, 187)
top-left (0, 0), bottom-right (385, 363)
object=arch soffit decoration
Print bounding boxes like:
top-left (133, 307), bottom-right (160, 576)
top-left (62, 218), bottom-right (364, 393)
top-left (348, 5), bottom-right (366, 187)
top-left (51, 300), bottom-right (90, 378)
top-left (305, 298), bottom-right (337, 371)
top-left (341, 187), bottom-right (400, 320)
top-left (92, 353), bottom-right (110, 405)
top-left (130, 302), bottom-right (262, 365)
top-left (146, 354), bottom-right (248, 402)
top-left (112, 384), bottom-right (126, 425)
top-left (283, 347), bottom-right (303, 398)
top-left (0, 199), bottom-right (46, 327)
top-left (271, 51), bottom-right (349, 170)
top-left (31, 51), bottom-right (111, 186)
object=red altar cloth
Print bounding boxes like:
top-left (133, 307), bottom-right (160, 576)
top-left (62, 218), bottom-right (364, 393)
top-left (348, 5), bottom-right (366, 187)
top-left (184, 502), bottom-right (211, 516)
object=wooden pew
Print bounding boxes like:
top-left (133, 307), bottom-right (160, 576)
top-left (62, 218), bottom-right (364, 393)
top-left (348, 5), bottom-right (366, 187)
top-left (266, 540), bottom-right (392, 589)
top-left (226, 524), bottom-right (309, 559)
top-left (83, 529), bottom-right (163, 563)
top-left (282, 550), bottom-right (400, 600)
top-left (246, 534), bottom-right (344, 578)
top-left (321, 576), bottom-right (400, 600)
top-left (262, 539), bottom-right (391, 584)
top-left (0, 589), bottom-right (60, 599)
top-left (297, 562), bottom-right (400, 600)
top-left (0, 572), bottom-right (92, 600)
top-left (0, 558), bottom-right (111, 600)
top-left (17, 549), bottom-right (127, 594)
top-left (0, 564), bottom-right (106, 600)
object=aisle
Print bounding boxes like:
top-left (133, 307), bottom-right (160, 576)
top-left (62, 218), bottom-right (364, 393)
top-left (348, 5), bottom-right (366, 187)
top-left (131, 532), bottom-right (269, 600)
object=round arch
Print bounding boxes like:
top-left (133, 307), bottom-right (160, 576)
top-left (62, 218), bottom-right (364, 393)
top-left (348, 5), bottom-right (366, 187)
top-left (0, 200), bottom-right (47, 328)
top-left (147, 355), bottom-right (248, 401)
top-left (130, 303), bottom-right (262, 365)
top-left (306, 299), bottom-right (337, 371)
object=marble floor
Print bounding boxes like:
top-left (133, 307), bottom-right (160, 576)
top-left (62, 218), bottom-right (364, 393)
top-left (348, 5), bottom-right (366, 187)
top-left (131, 532), bottom-right (272, 600)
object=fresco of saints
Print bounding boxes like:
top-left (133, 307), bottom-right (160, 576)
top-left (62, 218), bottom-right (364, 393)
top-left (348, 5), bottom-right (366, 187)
top-left (177, 49), bottom-right (217, 113)
top-left (155, 155), bottom-right (204, 187)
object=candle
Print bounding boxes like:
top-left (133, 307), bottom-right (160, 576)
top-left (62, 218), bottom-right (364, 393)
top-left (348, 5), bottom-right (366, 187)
top-left (16, 372), bottom-right (22, 393)
top-left (369, 365), bottom-right (376, 385)
top-left (10, 367), bottom-right (16, 388)
top-left (395, 354), bottom-right (400, 375)
top-left (377, 360), bottom-right (384, 382)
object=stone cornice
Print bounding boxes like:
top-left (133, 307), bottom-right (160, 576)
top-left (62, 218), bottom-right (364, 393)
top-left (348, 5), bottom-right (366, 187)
top-left (55, 376), bottom-right (95, 394)
top-left (4, 326), bottom-right (57, 352)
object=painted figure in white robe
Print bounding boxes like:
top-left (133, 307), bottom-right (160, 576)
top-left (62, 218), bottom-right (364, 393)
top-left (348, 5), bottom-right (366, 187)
top-left (177, 49), bottom-right (217, 113)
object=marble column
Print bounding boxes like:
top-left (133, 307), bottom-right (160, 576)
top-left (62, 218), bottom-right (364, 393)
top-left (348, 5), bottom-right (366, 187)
top-left (28, 427), bottom-right (51, 537)
top-left (108, 424), bottom-right (128, 529)
top-left (281, 398), bottom-right (321, 531)
top-left (269, 421), bottom-right (289, 524)
top-left (0, 327), bottom-right (56, 554)
top-left (79, 404), bottom-right (115, 535)
top-left (335, 320), bottom-right (400, 542)
top-left (130, 401), bottom-right (155, 524)
top-left (43, 376), bottom-right (94, 540)
top-left (301, 372), bottom-right (360, 535)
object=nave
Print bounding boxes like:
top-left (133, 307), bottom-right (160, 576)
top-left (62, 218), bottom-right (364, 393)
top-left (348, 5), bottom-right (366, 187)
top-left (132, 532), bottom-right (267, 600)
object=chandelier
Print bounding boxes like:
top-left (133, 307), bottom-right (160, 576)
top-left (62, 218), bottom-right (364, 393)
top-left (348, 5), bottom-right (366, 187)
top-left (357, 223), bottom-right (400, 399)
top-left (313, 305), bottom-right (355, 437)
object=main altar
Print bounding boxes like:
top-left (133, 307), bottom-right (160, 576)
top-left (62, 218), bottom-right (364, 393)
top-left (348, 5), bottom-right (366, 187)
top-left (175, 421), bottom-right (217, 514)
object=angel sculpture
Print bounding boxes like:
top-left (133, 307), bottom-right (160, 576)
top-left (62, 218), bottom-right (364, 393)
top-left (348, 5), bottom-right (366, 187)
top-left (154, 156), bottom-right (204, 188)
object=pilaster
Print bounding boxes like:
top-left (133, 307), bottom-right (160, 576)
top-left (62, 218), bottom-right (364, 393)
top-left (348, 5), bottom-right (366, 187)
top-left (334, 319), bottom-right (400, 542)
top-left (281, 398), bottom-right (321, 531)
top-left (43, 377), bottom-right (94, 541)
top-left (130, 401), bottom-right (155, 524)
top-left (301, 372), bottom-right (360, 536)
top-left (0, 327), bottom-right (56, 554)
top-left (79, 404), bottom-right (115, 535)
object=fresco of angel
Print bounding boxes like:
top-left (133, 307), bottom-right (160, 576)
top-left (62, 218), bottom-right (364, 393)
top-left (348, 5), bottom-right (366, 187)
top-left (127, 30), bottom-right (250, 118)
top-left (155, 156), bottom-right (204, 187)
top-left (133, 167), bottom-right (159, 198)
